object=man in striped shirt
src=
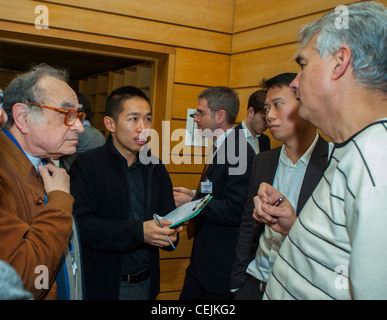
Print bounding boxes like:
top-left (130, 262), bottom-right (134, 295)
top-left (254, 2), bottom-right (387, 299)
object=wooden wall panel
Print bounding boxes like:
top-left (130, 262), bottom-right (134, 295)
top-left (167, 156), bottom-right (206, 174)
top-left (175, 48), bottom-right (230, 87)
top-left (170, 173), bottom-right (200, 190)
top-left (42, 0), bottom-right (235, 33)
top-left (235, 87), bottom-right (258, 123)
top-left (172, 84), bottom-right (208, 119)
top-left (230, 43), bottom-right (299, 89)
top-left (159, 258), bottom-right (190, 292)
top-left (157, 291), bottom-right (181, 300)
top-left (232, 12), bottom-right (324, 54)
top-left (1, 1), bottom-right (231, 53)
top-left (234, 0), bottom-right (357, 32)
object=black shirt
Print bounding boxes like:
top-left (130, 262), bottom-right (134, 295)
top-left (120, 155), bottom-right (150, 274)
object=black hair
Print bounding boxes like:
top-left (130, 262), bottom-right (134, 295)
top-left (261, 73), bottom-right (297, 90)
top-left (105, 86), bottom-right (151, 121)
top-left (247, 89), bottom-right (267, 113)
top-left (76, 92), bottom-right (92, 120)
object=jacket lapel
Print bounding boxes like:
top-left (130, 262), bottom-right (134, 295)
top-left (297, 136), bottom-right (329, 215)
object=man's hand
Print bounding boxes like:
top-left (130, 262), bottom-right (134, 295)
top-left (253, 182), bottom-right (297, 237)
top-left (173, 187), bottom-right (194, 207)
top-left (38, 164), bottom-right (70, 194)
top-left (143, 219), bottom-right (183, 247)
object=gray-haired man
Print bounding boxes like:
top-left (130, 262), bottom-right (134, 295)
top-left (254, 2), bottom-right (387, 300)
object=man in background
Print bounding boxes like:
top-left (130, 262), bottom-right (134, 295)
top-left (237, 89), bottom-right (270, 154)
top-left (175, 86), bottom-right (255, 299)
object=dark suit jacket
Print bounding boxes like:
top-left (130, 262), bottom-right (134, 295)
top-left (189, 126), bottom-right (255, 295)
top-left (237, 122), bottom-right (271, 154)
top-left (230, 135), bottom-right (329, 291)
top-left (258, 133), bottom-right (271, 154)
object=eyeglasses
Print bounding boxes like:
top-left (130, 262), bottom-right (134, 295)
top-left (27, 102), bottom-right (86, 126)
top-left (189, 110), bottom-right (211, 118)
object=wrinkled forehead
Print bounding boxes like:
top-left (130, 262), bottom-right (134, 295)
top-left (37, 75), bottom-right (78, 110)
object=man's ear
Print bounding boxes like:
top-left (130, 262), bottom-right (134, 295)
top-left (104, 116), bottom-right (115, 133)
top-left (216, 109), bottom-right (227, 125)
top-left (247, 107), bottom-right (255, 118)
top-left (333, 45), bottom-right (352, 80)
top-left (12, 103), bottom-right (30, 134)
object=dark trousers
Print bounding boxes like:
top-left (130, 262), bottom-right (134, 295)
top-left (180, 263), bottom-right (232, 300)
top-left (118, 276), bottom-right (151, 300)
top-left (232, 276), bottom-right (264, 300)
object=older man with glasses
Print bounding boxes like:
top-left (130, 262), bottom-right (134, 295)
top-left (0, 63), bottom-right (85, 300)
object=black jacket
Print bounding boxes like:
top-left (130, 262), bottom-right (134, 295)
top-left (230, 135), bottom-right (329, 291)
top-left (188, 126), bottom-right (255, 295)
top-left (69, 135), bottom-right (176, 299)
top-left (258, 133), bottom-right (271, 154)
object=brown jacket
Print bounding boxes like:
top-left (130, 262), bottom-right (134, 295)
top-left (0, 131), bottom-right (73, 299)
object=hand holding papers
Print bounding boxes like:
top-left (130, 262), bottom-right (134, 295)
top-left (155, 194), bottom-right (212, 229)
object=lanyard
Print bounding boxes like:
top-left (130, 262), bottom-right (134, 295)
top-left (2, 129), bottom-right (46, 166)
top-left (3, 128), bottom-right (28, 157)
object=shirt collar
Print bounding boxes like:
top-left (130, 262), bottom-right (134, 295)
top-left (25, 153), bottom-right (43, 172)
top-left (279, 133), bottom-right (319, 168)
top-left (241, 120), bottom-right (260, 139)
top-left (213, 128), bottom-right (232, 150)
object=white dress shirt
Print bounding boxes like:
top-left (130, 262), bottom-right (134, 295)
top-left (246, 134), bottom-right (319, 282)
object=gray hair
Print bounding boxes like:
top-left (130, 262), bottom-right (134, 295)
top-left (198, 86), bottom-right (239, 124)
top-left (2, 63), bottom-right (69, 129)
top-left (297, 1), bottom-right (387, 93)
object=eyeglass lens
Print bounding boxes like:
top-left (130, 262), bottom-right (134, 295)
top-left (66, 110), bottom-right (86, 125)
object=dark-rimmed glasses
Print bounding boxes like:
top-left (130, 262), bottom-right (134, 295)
top-left (189, 110), bottom-right (211, 118)
top-left (27, 102), bottom-right (86, 126)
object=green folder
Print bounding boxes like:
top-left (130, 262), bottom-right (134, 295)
top-left (156, 194), bottom-right (213, 229)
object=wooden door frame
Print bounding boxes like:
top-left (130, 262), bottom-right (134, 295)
top-left (0, 21), bottom-right (176, 136)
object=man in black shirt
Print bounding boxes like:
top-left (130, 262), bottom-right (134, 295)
top-left (70, 86), bottom-right (182, 300)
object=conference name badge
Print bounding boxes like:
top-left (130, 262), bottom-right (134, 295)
top-left (201, 179), bottom-right (212, 194)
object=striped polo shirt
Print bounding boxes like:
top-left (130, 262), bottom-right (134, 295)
top-left (264, 119), bottom-right (387, 300)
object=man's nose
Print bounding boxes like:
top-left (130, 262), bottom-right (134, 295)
top-left (290, 72), bottom-right (301, 93)
top-left (137, 119), bottom-right (147, 132)
top-left (72, 117), bottom-right (84, 133)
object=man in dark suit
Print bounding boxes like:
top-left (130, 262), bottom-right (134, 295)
top-left (231, 73), bottom-right (330, 300)
top-left (237, 89), bottom-right (270, 154)
top-left (174, 86), bottom-right (255, 299)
